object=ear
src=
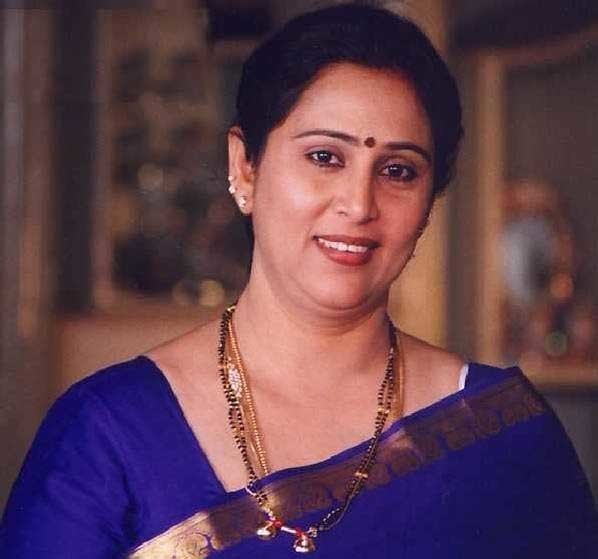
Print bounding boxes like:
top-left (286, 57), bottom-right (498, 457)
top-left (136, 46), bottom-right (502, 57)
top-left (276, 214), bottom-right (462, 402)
top-left (227, 126), bottom-right (256, 215)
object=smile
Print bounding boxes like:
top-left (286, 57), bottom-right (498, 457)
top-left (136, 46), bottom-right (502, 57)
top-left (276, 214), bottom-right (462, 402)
top-left (315, 235), bottom-right (378, 267)
top-left (316, 238), bottom-right (369, 253)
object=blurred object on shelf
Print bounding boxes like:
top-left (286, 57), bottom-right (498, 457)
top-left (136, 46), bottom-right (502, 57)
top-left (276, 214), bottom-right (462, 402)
top-left (102, 7), bottom-right (251, 310)
top-left (501, 179), bottom-right (597, 367)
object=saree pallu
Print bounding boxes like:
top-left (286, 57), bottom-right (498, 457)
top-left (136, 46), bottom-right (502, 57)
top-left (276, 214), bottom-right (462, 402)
top-left (1, 357), bottom-right (597, 558)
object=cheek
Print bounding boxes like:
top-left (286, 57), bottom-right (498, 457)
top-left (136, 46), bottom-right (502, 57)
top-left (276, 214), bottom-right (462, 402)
top-left (383, 193), bottom-right (431, 242)
top-left (254, 159), bottom-right (325, 219)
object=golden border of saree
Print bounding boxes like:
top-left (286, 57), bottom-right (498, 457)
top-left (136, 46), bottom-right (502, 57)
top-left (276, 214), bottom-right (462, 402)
top-left (129, 373), bottom-right (546, 559)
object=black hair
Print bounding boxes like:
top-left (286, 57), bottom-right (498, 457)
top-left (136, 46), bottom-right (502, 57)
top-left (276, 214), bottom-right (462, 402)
top-left (233, 2), bottom-right (463, 197)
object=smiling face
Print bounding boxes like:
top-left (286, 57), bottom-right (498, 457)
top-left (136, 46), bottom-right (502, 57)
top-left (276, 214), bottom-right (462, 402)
top-left (229, 63), bottom-right (433, 317)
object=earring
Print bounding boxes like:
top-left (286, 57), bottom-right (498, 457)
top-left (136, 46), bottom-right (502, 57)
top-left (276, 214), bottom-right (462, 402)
top-left (228, 175), bottom-right (248, 212)
top-left (227, 175), bottom-right (237, 195)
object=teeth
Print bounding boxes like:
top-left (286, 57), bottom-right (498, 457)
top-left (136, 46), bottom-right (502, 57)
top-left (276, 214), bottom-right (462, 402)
top-left (317, 238), bottom-right (369, 253)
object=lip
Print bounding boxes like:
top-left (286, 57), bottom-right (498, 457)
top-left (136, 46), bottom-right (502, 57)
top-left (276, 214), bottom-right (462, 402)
top-left (314, 234), bottom-right (379, 266)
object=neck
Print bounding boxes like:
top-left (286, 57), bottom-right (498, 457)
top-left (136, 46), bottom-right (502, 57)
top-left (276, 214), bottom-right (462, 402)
top-left (230, 270), bottom-right (393, 391)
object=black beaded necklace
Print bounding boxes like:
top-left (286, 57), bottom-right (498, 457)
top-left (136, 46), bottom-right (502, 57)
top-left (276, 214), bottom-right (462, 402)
top-left (217, 304), bottom-right (403, 553)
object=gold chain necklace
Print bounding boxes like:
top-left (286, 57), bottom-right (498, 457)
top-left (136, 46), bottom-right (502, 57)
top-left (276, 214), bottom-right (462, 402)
top-left (226, 318), bottom-right (271, 477)
top-left (217, 304), bottom-right (404, 553)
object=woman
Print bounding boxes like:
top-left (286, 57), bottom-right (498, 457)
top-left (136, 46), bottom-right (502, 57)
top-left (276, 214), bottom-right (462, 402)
top-left (1, 4), bottom-right (596, 558)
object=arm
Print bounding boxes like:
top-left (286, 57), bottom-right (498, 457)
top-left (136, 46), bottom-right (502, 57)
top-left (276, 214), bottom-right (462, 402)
top-left (0, 383), bottom-right (134, 558)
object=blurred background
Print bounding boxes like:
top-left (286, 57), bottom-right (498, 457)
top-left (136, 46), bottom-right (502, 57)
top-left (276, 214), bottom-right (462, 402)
top-left (1, 0), bottom-right (598, 509)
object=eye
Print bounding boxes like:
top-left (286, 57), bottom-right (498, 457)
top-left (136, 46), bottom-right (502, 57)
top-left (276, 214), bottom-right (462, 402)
top-left (307, 150), bottom-right (343, 167)
top-left (381, 163), bottom-right (417, 182)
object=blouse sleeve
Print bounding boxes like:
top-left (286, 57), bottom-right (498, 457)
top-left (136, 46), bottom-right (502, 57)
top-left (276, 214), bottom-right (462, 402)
top-left (0, 383), bottom-right (134, 558)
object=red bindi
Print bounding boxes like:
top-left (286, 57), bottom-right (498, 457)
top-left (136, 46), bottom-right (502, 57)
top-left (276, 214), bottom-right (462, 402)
top-left (364, 136), bottom-right (376, 148)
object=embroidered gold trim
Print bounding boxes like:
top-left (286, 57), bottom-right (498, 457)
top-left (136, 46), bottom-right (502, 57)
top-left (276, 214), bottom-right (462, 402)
top-left (129, 374), bottom-right (546, 558)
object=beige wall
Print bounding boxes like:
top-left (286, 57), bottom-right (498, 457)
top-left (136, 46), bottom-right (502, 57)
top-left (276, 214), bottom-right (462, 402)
top-left (0, 10), bottom-right (55, 509)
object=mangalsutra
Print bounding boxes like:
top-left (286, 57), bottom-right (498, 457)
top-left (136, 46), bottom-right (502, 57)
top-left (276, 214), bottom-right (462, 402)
top-left (217, 304), bottom-right (404, 553)
top-left (226, 318), bottom-right (271, 478)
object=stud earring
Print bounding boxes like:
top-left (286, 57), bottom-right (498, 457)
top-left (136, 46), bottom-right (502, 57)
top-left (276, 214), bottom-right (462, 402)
top-left (228, 175), bottom-right (248, 212)
top-left (227, 175), bottom-right (237, 195)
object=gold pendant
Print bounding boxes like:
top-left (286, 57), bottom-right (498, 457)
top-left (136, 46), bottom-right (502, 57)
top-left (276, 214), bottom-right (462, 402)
top-left (226, 358), bottom-right (243, 398)
top-left (256, 519), bottom-right (316, 553)
top-left (293, 533), bottom-right (316, 553)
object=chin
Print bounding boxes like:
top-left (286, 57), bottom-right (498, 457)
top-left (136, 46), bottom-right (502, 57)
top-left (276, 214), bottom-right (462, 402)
top-left (298, 279), bottom-right (385, 315)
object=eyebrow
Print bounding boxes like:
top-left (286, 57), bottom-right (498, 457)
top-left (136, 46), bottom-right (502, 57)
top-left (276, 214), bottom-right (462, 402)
top-left (292, 129), bottom-right (431, 162)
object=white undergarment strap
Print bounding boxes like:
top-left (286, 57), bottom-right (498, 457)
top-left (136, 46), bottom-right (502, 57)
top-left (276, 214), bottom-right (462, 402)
top-left (458, 364), bottom-right (469, 390)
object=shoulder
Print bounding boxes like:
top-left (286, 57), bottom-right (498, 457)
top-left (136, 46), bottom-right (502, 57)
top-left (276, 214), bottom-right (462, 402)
top-left (455, 361), bottom-right (580, 463)
top-left (32, 356), bottom-right (166, 456)
top-left (52, 355), bottom-right (169, 428)
top-left (400, 332), bottom-right (465, 388)
top-left (37, 350), bottom-right (195, 462)
top-left (1, 362), bottom-right (164, 555)
top-left (4, 360), bottom-right (160, 518)
top-left (399, 332), bottom-right (465, 414)
top-left (400, 332), bottom-right (464, 373)
top-left (464, 361), bottom-right (525, 388)
top-left (71, 354), bottom-right (164, 396)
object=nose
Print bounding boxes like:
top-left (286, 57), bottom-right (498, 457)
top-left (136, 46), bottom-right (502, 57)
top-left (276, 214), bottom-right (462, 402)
top-left (333, 171), bottom-right (379, 223)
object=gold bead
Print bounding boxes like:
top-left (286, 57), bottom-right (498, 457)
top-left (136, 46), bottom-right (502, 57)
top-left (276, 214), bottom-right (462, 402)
top-left (293, 533), bottom-right (316, 553)
top-left (256, 520), bottom-right (279, 540)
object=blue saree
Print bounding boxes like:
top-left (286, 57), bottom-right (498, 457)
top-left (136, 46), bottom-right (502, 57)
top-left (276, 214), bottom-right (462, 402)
top-left (1, 356), bottom-right (597, 558)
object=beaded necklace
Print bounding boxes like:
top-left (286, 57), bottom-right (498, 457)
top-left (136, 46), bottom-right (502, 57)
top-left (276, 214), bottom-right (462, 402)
top-left (217, 304), bottom-right (404, 553)
top-left (225, 317), bottom-right (270, 477)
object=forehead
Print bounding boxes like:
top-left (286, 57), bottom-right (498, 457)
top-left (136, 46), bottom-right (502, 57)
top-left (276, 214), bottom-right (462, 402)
top-left (280, 63), bottom-right (431, 144)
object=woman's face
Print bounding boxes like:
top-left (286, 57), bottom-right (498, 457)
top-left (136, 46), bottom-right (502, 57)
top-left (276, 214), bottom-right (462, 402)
top-left (235, 63), bottom-right (433, 316)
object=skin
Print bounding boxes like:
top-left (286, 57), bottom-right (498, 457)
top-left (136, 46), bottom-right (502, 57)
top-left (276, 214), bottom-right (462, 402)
top-left (148, 64), bottom-right (464, 492)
